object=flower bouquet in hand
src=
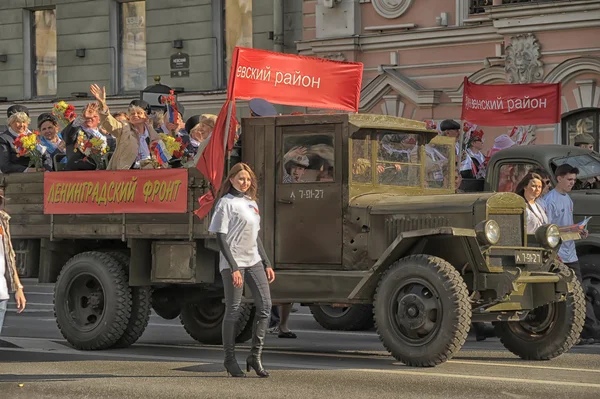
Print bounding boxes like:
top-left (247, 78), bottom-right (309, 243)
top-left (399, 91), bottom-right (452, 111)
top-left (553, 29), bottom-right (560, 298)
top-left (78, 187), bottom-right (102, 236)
top-left (150, 133), bottom-right (185, 168)
top-left (75, 131), bottom-right (108, 170)
top-left (14, 130), bottom-right (45, 170)
top-left (52, 101), bottom-right (77, 127)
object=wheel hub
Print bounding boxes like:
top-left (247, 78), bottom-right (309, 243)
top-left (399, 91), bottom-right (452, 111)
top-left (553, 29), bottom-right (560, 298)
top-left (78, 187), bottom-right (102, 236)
top-left (89, 292), bottom-right (103, 309)
top-left (397, 293), bottom-right (428, 331)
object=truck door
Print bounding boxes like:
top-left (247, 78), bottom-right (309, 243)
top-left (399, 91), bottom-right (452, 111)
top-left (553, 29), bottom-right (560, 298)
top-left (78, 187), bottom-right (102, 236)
top-left (275, 124), bottom-right (343, 265)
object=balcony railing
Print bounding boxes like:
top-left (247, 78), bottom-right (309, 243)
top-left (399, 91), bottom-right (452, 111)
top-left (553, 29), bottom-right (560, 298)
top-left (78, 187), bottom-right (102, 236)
top-left (470, 0), bottom-right (558, 14)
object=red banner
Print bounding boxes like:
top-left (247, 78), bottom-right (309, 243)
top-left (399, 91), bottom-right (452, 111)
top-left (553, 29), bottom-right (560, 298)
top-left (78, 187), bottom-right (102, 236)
top-left (44, 169), bottom-right (188, 214)
top-left (232, 47), bottom-right (363, 112)
top-left (194, 47), bottom-right (364, 219)
top-left (461, 78), bottom-right (561, 126)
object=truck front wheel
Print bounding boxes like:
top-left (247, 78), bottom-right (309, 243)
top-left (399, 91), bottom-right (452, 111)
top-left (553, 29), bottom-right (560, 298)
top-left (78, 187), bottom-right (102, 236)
top-left (309, 305), bottom-right (374, 331)
top-left (580, 254), bottom-right (600, 340)
top-left (180, 300), bottom-right (252, 345)
top-left (494, 263), bottom-right (585, 360)
top-left (374, 255), bottom-right (471, 367)
top-left (54, 251), bottom-right (132, 350)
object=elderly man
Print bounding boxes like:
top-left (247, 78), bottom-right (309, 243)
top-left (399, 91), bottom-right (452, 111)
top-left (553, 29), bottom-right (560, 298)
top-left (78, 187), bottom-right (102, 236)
top-left (0, 105), bottom-right (53, 173)
top-left (439, 119), bottom-right (461, 157)
top-left (573, 133), bottom-right (595, 151)
top-left (63, 103), bottom-right (109, 171)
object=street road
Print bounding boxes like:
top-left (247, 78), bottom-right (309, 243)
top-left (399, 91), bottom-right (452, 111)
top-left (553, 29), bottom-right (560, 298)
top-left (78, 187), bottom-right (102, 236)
top-left (1, 279), bottom-right (599, 399)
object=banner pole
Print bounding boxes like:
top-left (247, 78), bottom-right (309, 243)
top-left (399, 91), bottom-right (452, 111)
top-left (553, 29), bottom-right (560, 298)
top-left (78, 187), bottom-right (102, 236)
top-left (223, 101), bottom-right (234, 171)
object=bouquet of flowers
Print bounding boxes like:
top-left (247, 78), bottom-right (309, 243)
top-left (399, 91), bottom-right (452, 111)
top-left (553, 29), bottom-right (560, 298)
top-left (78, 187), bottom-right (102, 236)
top-left (150, 133), bottom-right (185, 168)
top-left (75, 131), bottom-right (107, 169)
top-left (52, 101), bottom-right (77, 127)
top-left (14, 130), bottom-right (45, 170)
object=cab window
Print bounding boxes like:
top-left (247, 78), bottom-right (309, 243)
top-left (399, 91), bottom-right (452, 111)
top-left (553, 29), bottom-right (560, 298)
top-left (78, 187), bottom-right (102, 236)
top-left (282, 133), bottom-right (335, 183)
top-left (497, 163), bottom-right (535, 193)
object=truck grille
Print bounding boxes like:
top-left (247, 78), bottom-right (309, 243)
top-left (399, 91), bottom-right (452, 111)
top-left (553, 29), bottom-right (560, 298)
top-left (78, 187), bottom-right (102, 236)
top-left (489, 214), bottom-right (523, 247)
top-left (385, 216), bottom-right (449, 245)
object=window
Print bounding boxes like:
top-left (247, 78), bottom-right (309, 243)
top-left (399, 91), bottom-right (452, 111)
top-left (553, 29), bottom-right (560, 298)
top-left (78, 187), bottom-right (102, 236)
top-left (497, 163), bottom-right (535, 193)
top-left (225, 0), bottom-right (252, 77)
top-left (376, 133), bottom-right (422, 187)
top-left (282, 133), bottom-right (335, 183)
top-left (31, 9), bottom-right (57, 97)
top-left (561, 109), bottom-right (599, 152)
top-left (118, 1), bottom-right (147, 93)
top-left (469, 0), bottom-right (491, 15)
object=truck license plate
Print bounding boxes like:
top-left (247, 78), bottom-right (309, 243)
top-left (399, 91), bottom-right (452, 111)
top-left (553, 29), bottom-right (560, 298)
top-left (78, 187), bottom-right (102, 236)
top-left (514, 250), bottom-right (542, 264)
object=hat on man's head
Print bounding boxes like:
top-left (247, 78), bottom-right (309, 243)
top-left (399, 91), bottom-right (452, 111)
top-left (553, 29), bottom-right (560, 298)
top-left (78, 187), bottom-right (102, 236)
top-left (200, 114), bottom-right (217, 129)
top-left (185, 115), bottom-right (201, 134)
top-left (288, 155), bottom-right (309, 168)
top-left (574, 133), bottom-right (595, 146)
top-left (37, 113), bottom-right (59, 128)
top-left (249, 98), bottom-right (277, 117)
top-left (129, 100), bottom-right (152, 115)
top-left (7, 104), bottom-right (30, 118)
top-left (439, 119), bottom-right (461, 132)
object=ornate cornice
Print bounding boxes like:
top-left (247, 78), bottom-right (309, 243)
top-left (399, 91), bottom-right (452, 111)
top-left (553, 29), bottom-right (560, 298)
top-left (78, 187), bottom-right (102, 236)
top-left (544, 56), bottom-right (600, 84)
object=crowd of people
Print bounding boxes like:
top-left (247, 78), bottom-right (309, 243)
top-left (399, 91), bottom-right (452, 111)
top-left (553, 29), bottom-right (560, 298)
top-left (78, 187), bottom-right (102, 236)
top-left (0, 84), bottom-right (220, 174)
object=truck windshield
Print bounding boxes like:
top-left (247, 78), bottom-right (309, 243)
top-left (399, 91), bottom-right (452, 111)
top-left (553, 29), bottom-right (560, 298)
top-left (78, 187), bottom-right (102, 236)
top-left (350, 131), bottom-right (455, 192)
top-left (552, 154), bottom-right (600, 181)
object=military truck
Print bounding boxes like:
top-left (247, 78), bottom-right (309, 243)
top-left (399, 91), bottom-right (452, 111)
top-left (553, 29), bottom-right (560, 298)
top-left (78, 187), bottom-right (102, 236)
top-left (2, 114), bottom-right (585, 367)
top-left (461, 144), bottom-right (600, 339)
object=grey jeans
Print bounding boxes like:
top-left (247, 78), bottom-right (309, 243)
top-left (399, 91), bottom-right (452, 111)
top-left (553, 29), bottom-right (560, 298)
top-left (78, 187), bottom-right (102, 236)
top-left (221, 263), bottom-right (272, 355)
top-left (0, 299), bottom-right (7, 335)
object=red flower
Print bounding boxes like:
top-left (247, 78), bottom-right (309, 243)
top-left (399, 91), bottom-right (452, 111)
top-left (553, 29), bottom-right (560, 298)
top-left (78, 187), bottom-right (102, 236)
top-left (173, 150), bottom-right (184, 158)
top-left (175, 137), bottom-right (183, 143)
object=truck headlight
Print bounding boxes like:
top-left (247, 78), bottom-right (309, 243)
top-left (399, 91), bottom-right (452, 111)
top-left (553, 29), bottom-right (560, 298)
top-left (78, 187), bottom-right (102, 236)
top-left (476, 220), bottom-right (500, 245)
top-left (535, 224), bottom-right (561, 249)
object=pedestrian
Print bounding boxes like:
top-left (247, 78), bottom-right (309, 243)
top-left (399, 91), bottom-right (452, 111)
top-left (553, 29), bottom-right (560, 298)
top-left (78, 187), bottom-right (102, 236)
top-left (209, 162), bottom-right (275, 378)
top-left (540, 163), bottom-right (596, 344)
top-left (0, 189), bottom-right (27, 334)
top-left (514, 172), bottom-right (548, 234)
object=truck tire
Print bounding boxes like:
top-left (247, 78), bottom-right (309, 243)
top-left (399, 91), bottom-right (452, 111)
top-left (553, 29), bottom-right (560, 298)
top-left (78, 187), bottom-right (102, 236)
top-left (106, 252), bottom-right (152, 349)
top-left (374, 255), bottom-right (471, 367)
top-left (235, 306), bottom-right (255, 344)
top-left (494, 263), bottom-right (585, 360)
top-left (180, 300), bottom-right (253, 345)
top-left (580, 254), bottom-right (600, 340)
top-left (54, 251), bottom-right (132, 350)
top-left (309, 305), bottom-right (374, 331)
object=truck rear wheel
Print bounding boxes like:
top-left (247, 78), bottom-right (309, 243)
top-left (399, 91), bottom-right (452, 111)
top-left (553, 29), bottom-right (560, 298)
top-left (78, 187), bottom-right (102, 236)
top-left (494, 263), bottom-right (585, 360)
top-left (309, 305), bottom-right (374, 331)
top-left (152, 292), bottom-right (181, 320)
top-left (54, 251), bottom-right (132, 350)
top-left (580, 254), bottom-right (600, 340)
top-left (374, 255), bottom-right (471, 367)
top-left (106, 252), bottom-right (152, 349)
top-left (180, 300), bottom-right (252, 345)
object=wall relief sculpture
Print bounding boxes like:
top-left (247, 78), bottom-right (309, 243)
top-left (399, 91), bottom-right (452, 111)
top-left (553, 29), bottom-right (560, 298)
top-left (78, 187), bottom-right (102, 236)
top-left (504, 33), bottom-right (544, 84)
top-left (504, 33), bottom-right (544, 145)
top-left (372, 0), bottom-right (414, 19)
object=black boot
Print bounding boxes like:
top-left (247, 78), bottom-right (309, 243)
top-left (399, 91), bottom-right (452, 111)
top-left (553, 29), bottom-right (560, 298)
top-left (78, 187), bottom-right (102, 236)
top-left (223, 317), bottom-right (246, 377)
top-left (246, 318), bottom-right (269, 378)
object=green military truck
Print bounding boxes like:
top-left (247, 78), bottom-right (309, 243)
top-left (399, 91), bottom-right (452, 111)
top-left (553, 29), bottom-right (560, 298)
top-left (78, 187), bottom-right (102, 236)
top-left (461, 144), bottom-right (600, 340)
top-left (2, 114), bottom-right (585, 366)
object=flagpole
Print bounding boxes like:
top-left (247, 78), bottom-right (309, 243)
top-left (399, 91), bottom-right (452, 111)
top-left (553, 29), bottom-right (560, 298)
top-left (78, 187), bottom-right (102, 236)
top-left (223, 100), bottom-right (234, 171)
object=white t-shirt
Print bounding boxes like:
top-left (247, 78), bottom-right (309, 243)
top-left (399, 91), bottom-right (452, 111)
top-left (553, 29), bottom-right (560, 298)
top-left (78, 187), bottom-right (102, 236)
top-left (525, 201), bottom-right (548, 234)
top-left (0, 236), bottom-right (9, 300)
top-left (208, 193), bottom-right (262, 272)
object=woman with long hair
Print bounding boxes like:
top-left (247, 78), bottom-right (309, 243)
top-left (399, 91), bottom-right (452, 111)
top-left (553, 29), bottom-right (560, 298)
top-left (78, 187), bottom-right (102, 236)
top-left (514, 172), bottom-right (548, 234)
top-left (208, 163), bottom-right (275, 378)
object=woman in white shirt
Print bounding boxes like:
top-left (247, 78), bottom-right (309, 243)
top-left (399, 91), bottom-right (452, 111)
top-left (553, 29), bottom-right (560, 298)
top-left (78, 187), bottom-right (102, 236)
top-left (514, 172), bottom-right (548, 234)
top-left (209, 163), bottom-right (275, 378)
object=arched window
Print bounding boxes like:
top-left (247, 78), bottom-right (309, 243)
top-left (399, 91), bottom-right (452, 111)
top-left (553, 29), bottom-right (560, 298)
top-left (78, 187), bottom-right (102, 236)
top-left (561, 108), bottom-right (599, 152)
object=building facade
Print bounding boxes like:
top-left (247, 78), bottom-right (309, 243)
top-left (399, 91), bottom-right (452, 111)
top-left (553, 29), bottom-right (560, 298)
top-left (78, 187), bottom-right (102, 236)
top-left (299, 0), bottom-right (600, 151)
top-left (0, 0), bottom-right (302, 123)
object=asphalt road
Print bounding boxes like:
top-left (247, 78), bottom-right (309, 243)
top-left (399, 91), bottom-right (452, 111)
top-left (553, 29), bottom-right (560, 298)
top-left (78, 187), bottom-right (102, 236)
top-left (1, 279), bottom-right (599, 399)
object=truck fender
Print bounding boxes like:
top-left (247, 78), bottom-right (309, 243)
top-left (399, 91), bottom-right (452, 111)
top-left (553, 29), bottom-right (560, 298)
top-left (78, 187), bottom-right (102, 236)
top-left (347, 227), bottom-right (477, 300)
top-left (576, 233), bottom-right (600, 254)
